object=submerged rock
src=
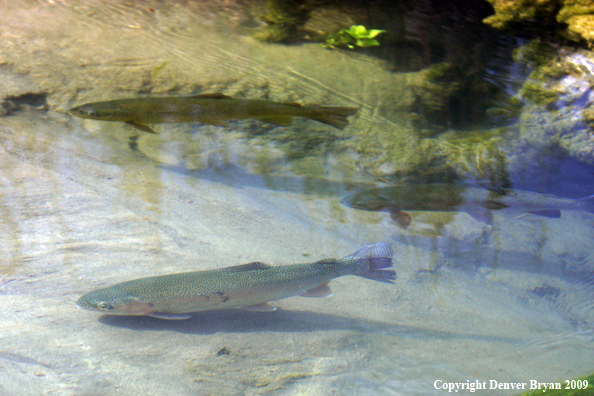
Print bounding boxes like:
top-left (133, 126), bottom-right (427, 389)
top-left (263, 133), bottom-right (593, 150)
top-left (484, 0), bottom-right (594, 48)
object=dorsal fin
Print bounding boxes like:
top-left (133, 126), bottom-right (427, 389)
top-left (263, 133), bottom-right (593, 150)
top-left (191, 93), bottom-right (233, 99)
top-left (314, 258), bottom-right (339, 265)
top-left (220, 262), bottom-right (272, 272)
top-left (283, 102), bottom-right (303, 107)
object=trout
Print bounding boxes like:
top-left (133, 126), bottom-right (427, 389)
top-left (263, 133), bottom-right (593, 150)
top-left (341, 184), bottom-right (594, 228)
top-left (76, 242), bottom-right (395, 320)
top-left (68, 93), bottom-right (359, 133)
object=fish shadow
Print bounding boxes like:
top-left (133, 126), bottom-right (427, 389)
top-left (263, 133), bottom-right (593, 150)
top-left (99, 308), bottom-right (518, 344)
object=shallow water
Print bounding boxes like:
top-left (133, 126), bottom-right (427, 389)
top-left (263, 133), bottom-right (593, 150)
top-left (1, 1), bottom-right (594, 395)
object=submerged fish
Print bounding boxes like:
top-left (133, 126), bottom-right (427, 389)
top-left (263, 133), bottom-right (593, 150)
top-left (68, 93), bottom-right (359, 133)
top-left (76, 242), bottom-right (395, 320)
top-left (341, 184), bottom-right (594, 228)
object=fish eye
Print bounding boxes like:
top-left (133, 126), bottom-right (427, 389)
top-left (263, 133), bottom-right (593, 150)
top-left (97, 302), bottom-right (113, 310)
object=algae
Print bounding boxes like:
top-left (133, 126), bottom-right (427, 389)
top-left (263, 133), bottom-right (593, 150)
top-left (408, 61), bottom-right (514, 133)
top-left (512, 40), bottom-right (559, 69)
top-left (520, 79), bottom-right (559, 106)
top-left (482, 0), bottom-right (563, 32)
top-left (408, 63), bottom-right (463, 135)
top-left (436, 130), bottom-right (511, 188)
top-left (557, 1), bottom-right (594, 46)
top-left (254, 0), bottom-right (312, 43)
top-left (484, 0), bottom-right (594, 47)
top-left (513, 40), bottom-right (564, 106)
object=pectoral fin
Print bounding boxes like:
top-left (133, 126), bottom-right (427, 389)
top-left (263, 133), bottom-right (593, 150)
top-left (147, 312), bottom-right (192, 320)
top-left (241, 303), bottom-right (277, 312)
top-left (125, 121), bottom-right (157, 134)
top-left (389, 210), bottom-right (411, 229)
top-left (300, 282), bottom-right (333, 298)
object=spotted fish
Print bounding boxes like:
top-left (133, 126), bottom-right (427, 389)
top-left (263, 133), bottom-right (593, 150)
top-left (76, 243), bottom-right (395, 320)
top-left (68, 93), bottom-right (359, 133)
top-left (341, 183), bottom-right (594, 228)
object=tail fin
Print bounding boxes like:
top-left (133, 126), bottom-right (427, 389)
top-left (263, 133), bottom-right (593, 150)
top-left (308, 106), bottom-right (358, 130)
top-left (342, 242), bottom-right (396, 284)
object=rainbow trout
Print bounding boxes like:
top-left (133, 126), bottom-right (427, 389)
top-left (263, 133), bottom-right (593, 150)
top-left (341, 184), bottom-right (594, 228)
top-left (76, 243), bottom-right (395, 320)
top-left (68, 93), bottom-right (358, 133)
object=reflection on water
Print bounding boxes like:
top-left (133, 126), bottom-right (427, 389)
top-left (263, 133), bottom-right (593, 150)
top-left (1, 0), bottom-right (594, 395)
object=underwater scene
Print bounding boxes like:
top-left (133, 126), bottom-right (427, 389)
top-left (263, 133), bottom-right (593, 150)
top-left (1, 0), bottom-right (594, 395)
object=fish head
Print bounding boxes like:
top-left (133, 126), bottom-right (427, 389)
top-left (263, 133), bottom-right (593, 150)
top-left (68, 102), bottom-right (124, 121)
top-left (76, 287), bottom-right (152, 316)
top-left (341, 188), bottom-right (394, 211)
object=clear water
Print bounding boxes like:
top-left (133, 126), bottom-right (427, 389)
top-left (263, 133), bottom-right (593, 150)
top-left (1, 1), bottom-right (593, 395)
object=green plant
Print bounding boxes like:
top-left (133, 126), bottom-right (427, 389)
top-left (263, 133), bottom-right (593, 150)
top-left (323, 25), bottom-right (385, 49)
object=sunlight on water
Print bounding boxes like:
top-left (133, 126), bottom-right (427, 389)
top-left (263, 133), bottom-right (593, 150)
top-left (1, 0), bottom-right (594, 395)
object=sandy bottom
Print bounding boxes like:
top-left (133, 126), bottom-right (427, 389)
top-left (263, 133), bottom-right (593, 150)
top-left (0, 110), bottom-right (593, 396)
top-left (0, 1), bottom-right (594, 395)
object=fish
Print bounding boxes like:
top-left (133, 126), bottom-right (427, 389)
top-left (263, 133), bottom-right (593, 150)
top-left (340, 184), bottom-right (594, 228)
top-left (68, 93), bottom-right (359, 133)
top-left (76, 242), bottom-right (395, 320)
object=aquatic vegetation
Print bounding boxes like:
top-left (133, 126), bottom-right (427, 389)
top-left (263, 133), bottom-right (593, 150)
top-left (322, 25), bottom-right (386, 49)
top-left (514, 39), bottom-right (594, 109)
top-left (254, 0), bottom-right (310, 43)
top-left (582, 105), bottom-right (594, 128)
top-left (512, 40), bottom-right (558, 70)
top-left (520, 79), bottom-right (559, 106)
top-left (408, 63), bottom-right (463, 135)
top-left (555, 1), bottom-right (594, 46)
top-left (150, 61), bottom-right (168, 79)
top-left (436, 130), bottom-right (510, 188)
top-left (484, 0), bottom-right (594, 47)
top-left (483, 0), bottom-right (560, 31)
top-left (511, 40), bottom-right (563, 106)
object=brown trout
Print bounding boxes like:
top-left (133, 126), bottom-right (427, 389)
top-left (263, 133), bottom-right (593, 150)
top-left (68, 93), bottom-right (359, 133)
top-left (76, 243), bottom-right (395, 320)
top-left (341, 184), bottom-right (594, 228)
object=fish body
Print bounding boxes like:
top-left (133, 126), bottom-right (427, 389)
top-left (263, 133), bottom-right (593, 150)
top-left (68, 93), bottom-right (358, 133)
top-left (341, 184), bottom-right (594, 228)
top-left (76, 243), bottom-right (395, 320)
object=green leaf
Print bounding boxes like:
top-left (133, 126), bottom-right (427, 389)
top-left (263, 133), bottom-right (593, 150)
top-left (367, 29), bottom-right (385, 39)
top-left (347, 25), bottom-right (365, 38)
top-left (356, 38), bottom-right (380, 47)
top-left (323, 25), bottom-right (384, 49)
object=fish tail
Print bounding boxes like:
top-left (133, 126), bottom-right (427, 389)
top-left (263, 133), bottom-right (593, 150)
top-left (308, 106), bottom-right (358, 130)
top-left (342, 242), bottom-right (396, 283)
